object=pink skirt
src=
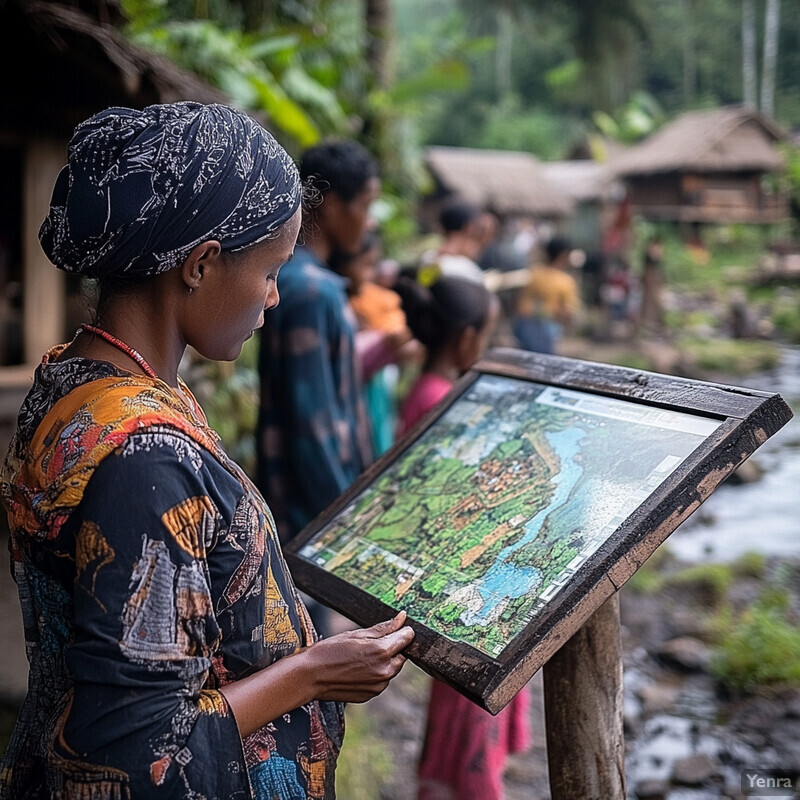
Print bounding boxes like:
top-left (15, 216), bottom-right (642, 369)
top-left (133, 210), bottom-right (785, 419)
top-left (417, 681), bottom-right (532, 800)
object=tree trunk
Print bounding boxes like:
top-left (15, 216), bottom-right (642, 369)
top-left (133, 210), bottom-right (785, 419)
top-left (682, 0), bottom-right (696, 105)
top-left (742, 0), bottom-right (757, 108)
top-left (365, 0), bottom-right (394, 92)
top-left (363, 0), bottom-right (398, 186)
top-left (496, 6), bottom-right (513, 99)
top-left (760, 0), bottom-right (780, 117)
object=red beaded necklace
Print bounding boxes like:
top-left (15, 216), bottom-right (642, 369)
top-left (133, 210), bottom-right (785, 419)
top-left (80, 323), bottom-right (159, 379)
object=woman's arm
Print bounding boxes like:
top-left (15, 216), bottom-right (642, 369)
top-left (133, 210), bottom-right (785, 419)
top-left (69, 429), bottom-right (414, 768)
top-left (220, 612), bottom-right (414, 737)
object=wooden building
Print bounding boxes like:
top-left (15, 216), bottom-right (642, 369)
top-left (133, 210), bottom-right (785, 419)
top-left (539, 160), bottom-right (626, 253)
top-left (0, 0), bottom-right (227, 455)
top-left (612, 106), bottom-right (790, 225)
top-left (422, 146), bottom-right (573, 233)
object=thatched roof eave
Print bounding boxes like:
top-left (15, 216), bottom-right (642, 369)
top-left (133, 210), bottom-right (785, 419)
top-left (425, 146), bottom-right (574, 218)
top-left (23, 1), bottom-right (229, 104)
top-left (613, 106), bottom-right (787, 177)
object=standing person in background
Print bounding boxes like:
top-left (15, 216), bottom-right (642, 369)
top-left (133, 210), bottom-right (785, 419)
top-left (257, 139), bottom-right (379, 543)
top-left (393, 276), bottom-right (530, 800)
top-left (417, 197), bottom-right (488, 287)
top-left (512, 235), bottom-right (581, 355)
top-left (257, 139), bottom-right (380, 637)
top-left (330, 230), bottom-right (417, 457)
top-left (638, 235), bottom-right (665, 335)
top-left (0, 102), bottom-right (413, 800)
top-left (579, 250), bottom-right (605, 310)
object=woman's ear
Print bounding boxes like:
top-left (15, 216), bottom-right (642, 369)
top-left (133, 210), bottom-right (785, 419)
top-left (181, 240), bottom-right (222, 291)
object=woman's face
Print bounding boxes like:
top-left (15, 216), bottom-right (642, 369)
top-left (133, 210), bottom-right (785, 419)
top-left (191, 209), bottom-right (301, 361)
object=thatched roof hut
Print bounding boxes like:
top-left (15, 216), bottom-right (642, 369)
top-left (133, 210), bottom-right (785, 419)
top-left (423, 146), bottom-right (573, 227)
top-left (539, 161), bottom-right (622, 204)
top-left (1, 0), bottom-right (229, 139)
top-left (539, 161), bottom-right (625, 251)
top-left (0, 0), bottom-right (231, 454)
top-left (613, 106), bottom-right (785, 176)
top-left (611, 106), bottom-right (790, 224)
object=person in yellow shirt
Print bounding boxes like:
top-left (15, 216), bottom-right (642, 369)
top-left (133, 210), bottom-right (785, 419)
top-left (513, 236), bottom-right (580, 354)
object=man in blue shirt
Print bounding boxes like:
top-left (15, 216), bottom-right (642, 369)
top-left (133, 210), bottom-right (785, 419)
top-left (257, 140), bottom-right (380, 552)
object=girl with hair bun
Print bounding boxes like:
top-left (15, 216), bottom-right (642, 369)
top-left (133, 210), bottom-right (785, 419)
top-left (395, 276), bottom-right (498, 438)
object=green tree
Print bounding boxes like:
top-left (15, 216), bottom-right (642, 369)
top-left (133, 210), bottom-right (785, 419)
top-left (122, 0), bottom-right (352, 153)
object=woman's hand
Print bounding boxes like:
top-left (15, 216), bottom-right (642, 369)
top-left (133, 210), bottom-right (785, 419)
top-left (220, 611), bottom-right (415, 737)
top-left (305, 611), bottom-right (415, 703)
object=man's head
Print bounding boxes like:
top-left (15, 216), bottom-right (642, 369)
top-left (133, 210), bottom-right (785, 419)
top-left (545, 236), bottom-right (572, 267)
top-left (439, 198), bottom-right (482, 236)
top-left (437, 197), bottom-right (486, 260)
top-left (300, 140), bottom-right (380, 258)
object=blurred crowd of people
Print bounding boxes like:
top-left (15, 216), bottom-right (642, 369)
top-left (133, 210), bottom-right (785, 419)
top-left (245, 130), bottom-right (675, 799)
top-left (252, 144), bottom-right (534, 800)
top-left (248, 156), bottom-right (678, 797)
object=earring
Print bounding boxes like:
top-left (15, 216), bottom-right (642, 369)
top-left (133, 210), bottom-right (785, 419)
top-left (188, 286), bottom-right (194, 295)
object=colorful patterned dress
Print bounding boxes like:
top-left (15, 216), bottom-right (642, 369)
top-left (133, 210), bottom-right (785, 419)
top-left (0, 347), bottom-right (343, 799)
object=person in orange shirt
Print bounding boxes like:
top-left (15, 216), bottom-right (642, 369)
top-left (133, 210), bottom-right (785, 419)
top-left (513, 236), bottom-right (580, 354)
top-left (331, 230), bottom-right (418, 455)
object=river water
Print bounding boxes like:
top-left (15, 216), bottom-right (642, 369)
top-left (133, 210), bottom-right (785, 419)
top-left (666, 344), bottom-right (800, 564)
top-left (623, 345), bottom-right (800, 799)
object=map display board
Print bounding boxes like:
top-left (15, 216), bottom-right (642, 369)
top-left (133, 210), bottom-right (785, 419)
top-left (284, 348), bottom-right (793, 713)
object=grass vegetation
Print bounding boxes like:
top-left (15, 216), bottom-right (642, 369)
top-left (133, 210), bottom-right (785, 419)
top-left (335, 703), bottom-right (395, 800)
top-left (631, 221), bottom-right (800, 357)
top-left (676, 336), bottom-right (782, 376)
top-left (710, 587), bottom-right (800, 693)
top-left (625, 548), bottom-right (800, 695)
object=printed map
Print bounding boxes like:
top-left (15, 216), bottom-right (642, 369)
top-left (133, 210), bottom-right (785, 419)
top-left (299, 375), bottom-right (720, 657)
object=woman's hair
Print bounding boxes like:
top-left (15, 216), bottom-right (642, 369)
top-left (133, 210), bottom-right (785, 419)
top-left (394, 276), bottom-right (493, 350)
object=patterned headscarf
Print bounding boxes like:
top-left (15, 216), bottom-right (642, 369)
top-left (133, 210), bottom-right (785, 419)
top-left (39, 102), bottom-right (301, 278)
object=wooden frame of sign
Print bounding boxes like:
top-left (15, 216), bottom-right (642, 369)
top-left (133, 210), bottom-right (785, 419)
top-left (283, 347), bottom-right (793, 714)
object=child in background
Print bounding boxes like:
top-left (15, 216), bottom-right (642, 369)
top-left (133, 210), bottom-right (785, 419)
top-left (394, 276), bottom-right (531, 800)
top-left (331, 231), bottom-right (416, 455)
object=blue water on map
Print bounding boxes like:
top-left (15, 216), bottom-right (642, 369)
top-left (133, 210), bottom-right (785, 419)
top-left (461, 425), bottom-right (587, 627)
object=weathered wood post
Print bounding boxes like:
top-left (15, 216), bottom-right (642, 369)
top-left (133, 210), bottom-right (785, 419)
top-left (543, 593), bottom-right (625, 799)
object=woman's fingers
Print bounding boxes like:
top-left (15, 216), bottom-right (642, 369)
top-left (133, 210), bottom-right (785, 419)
top-left (306, 613), bottom-right (415, 702)
top-left (363, 610), bottom-right (408, 637)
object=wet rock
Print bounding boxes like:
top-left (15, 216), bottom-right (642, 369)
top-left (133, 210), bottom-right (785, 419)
top-left (620, 592), bottom-right (675, 653)
top-left (634, 778), bottom-right (669, 800)
top-left (623, 711), bottom-right (641, 737)
top-left (671, 752), bottom-right (721, 786)
top-left (636, 682), bottom-right (681, 715)
top-left (725, 577), bottom-right (764, 610)
top-left (656, 637), bottom-right (712, 672)
top-left (727, 690), bottom-right (800, 770)
top-left (669, 608), bottom-right (712, 639)
top-left (727, 458), bottom-right (763, 485)
top-left (785, 696), bottom-right (800, 719)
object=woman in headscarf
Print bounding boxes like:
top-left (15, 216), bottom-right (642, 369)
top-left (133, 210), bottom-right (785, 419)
top-left (0, 102), bottom-right (413, 800)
